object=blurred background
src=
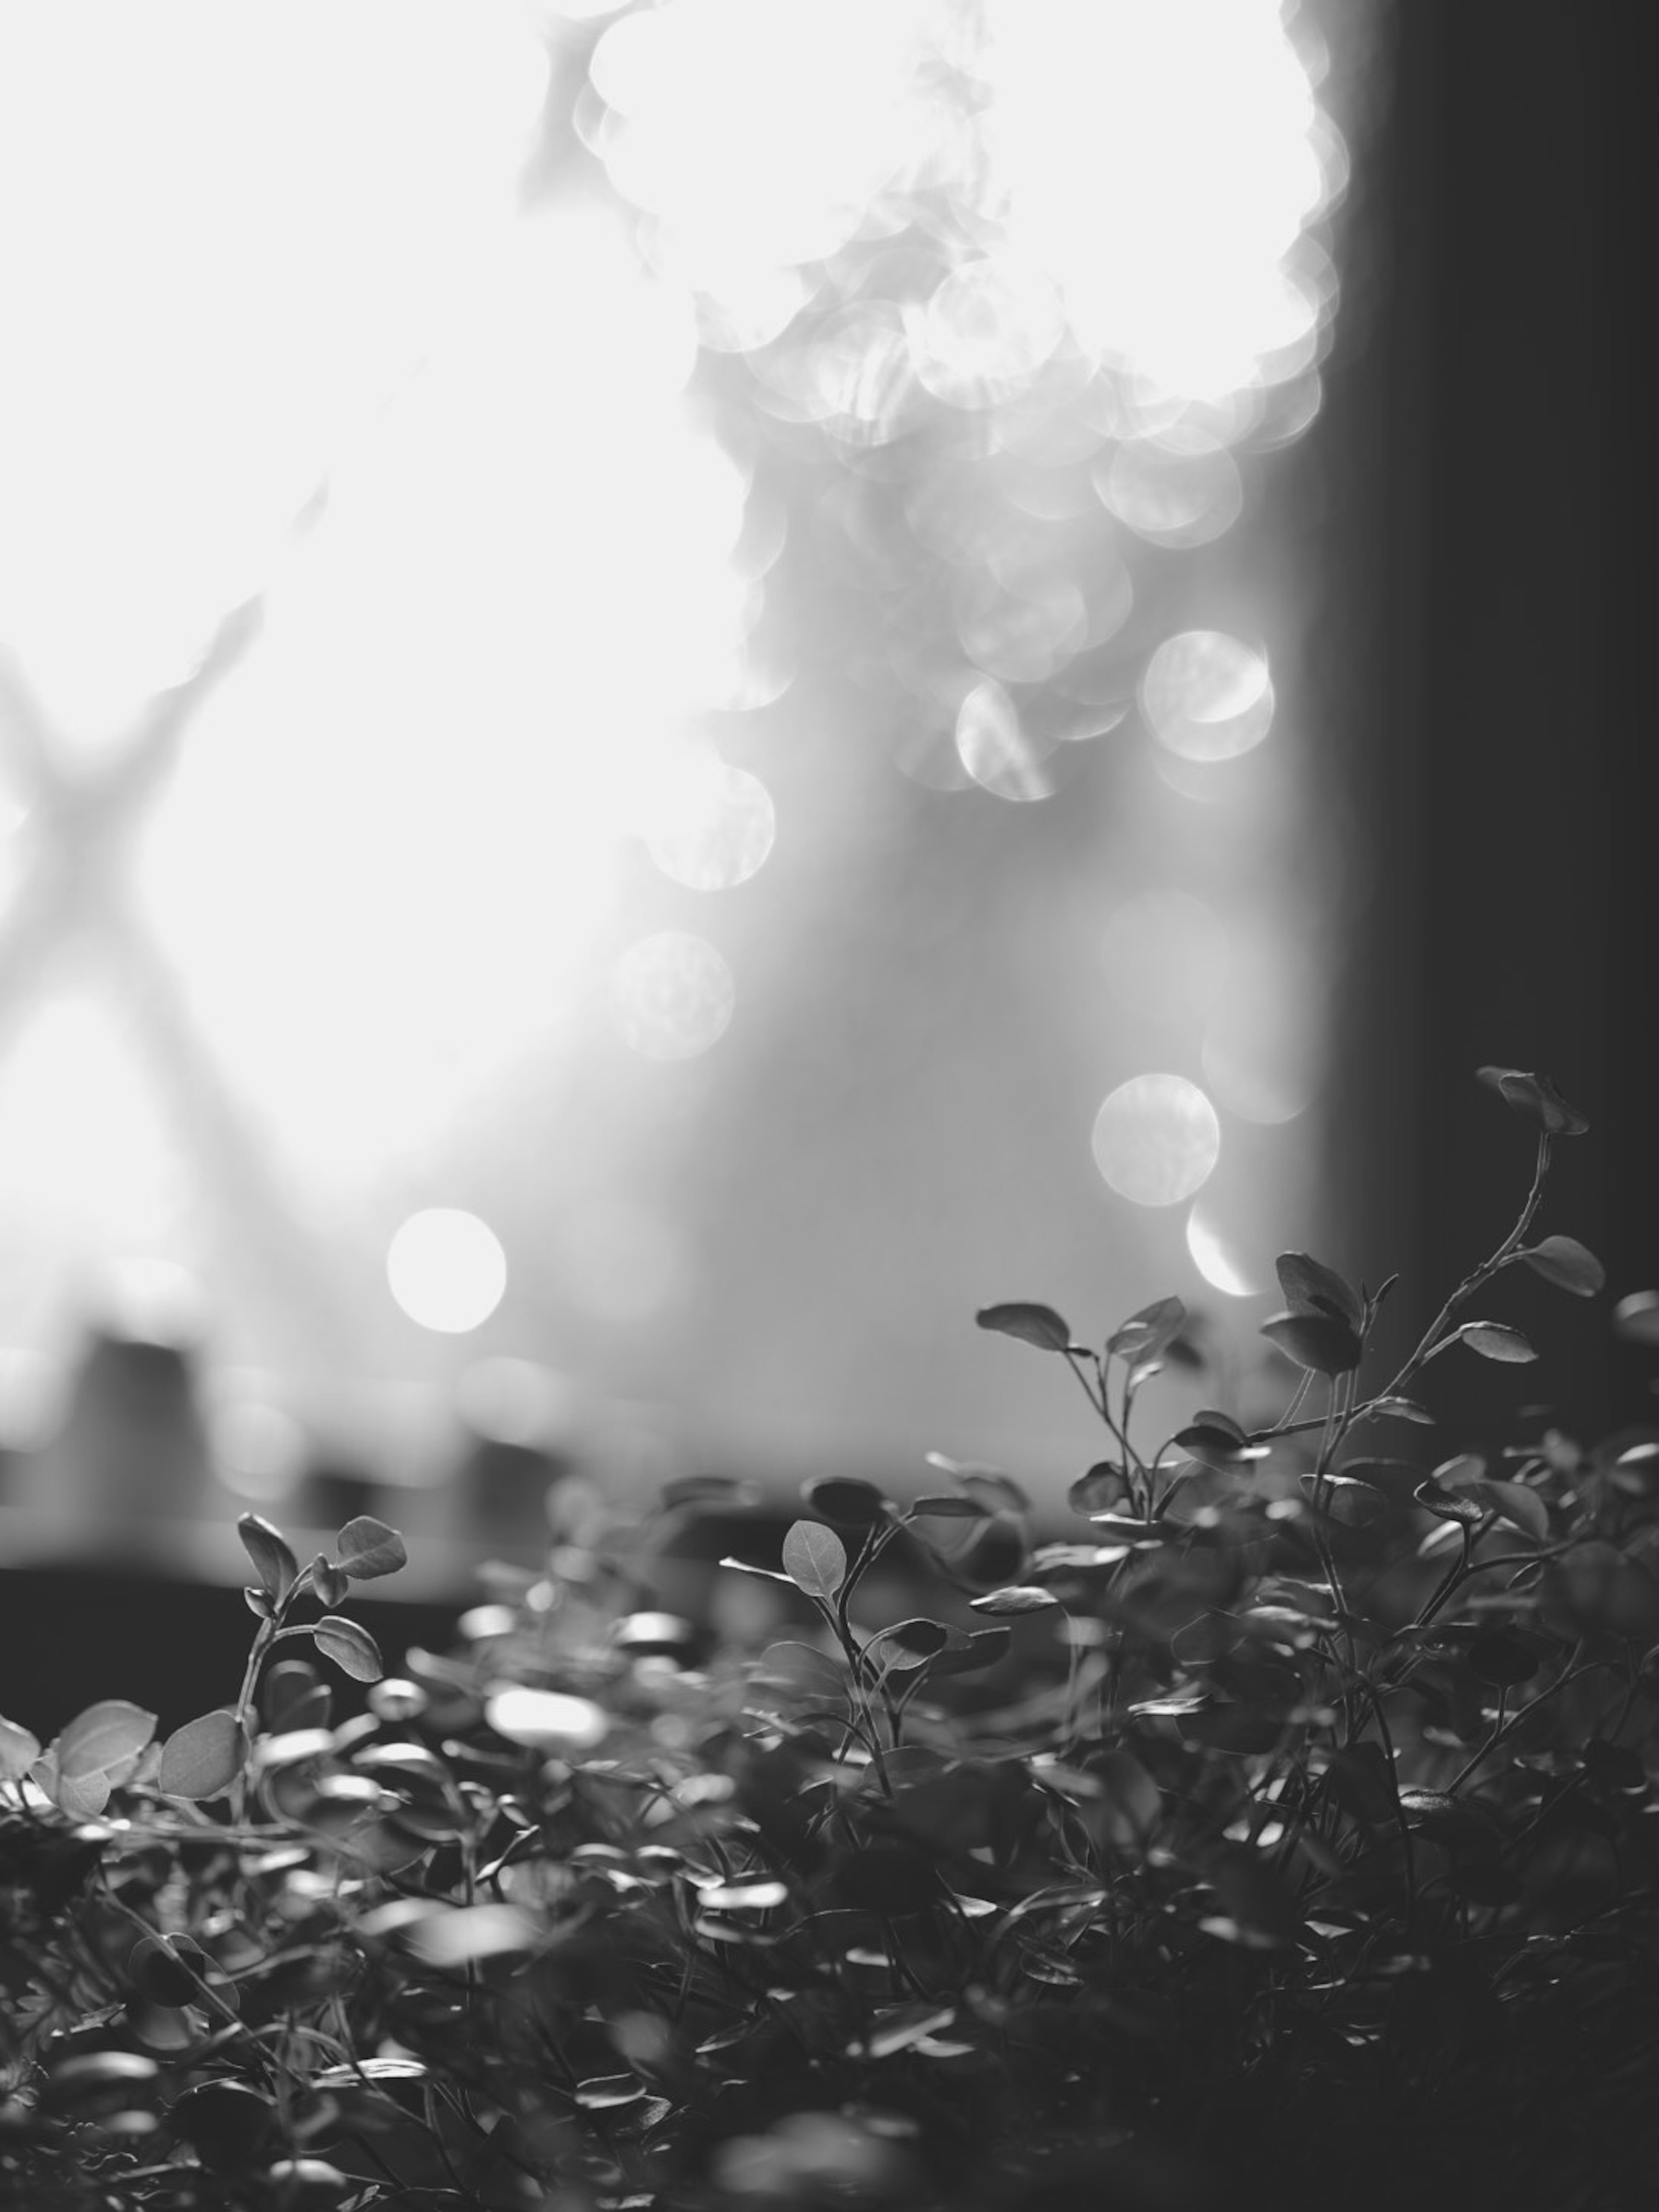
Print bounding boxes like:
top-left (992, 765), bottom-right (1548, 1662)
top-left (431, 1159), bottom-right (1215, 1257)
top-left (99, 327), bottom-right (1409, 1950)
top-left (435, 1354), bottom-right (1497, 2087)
top-left (0, 0), bottom-right (1651, 1713)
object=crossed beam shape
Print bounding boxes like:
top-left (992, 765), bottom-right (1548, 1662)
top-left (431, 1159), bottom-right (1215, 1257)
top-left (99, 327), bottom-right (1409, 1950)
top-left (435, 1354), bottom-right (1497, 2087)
top-left (0, 521), bottom-right (366, 1386)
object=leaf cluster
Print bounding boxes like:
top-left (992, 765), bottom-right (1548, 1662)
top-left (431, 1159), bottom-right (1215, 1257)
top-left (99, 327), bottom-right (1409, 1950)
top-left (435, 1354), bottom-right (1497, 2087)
top-left (1, 1071), bottom-right (1657, 2210)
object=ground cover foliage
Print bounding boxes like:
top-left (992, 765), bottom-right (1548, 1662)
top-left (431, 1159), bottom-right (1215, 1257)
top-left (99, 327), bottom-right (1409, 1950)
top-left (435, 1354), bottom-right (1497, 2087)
top-left (3, 1066), bottom-right (1659, 2211)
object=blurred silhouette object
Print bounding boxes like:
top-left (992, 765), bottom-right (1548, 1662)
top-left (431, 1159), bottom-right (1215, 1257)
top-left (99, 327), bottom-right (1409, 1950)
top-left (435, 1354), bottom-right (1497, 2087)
top-left (17, 1328), bottom-right (211, 1566)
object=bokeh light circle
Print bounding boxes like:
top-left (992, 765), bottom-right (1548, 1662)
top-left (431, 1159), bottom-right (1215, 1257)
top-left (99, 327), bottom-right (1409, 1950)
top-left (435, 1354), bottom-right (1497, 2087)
top-left (1141, 630), bottom-right (1274, 762)
top-left (954, 677), bottom-right (1054, 801)
top-left (388, 1208), bottom-right (508, 1335)
top-left (1185, 1205), bottom-right (1258, 1296)
top-left (643, 758), bottom-right (776, 890)
top-left (1091, 1074), bottom-right (1220, 1207)
top-left (610, 931), bottom-right (735, 1059)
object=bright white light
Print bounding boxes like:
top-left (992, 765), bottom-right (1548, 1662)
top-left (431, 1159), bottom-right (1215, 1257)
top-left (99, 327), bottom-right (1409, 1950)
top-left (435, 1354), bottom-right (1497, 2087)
top-left (985, 0), bottom-right (1335, 407)
top-left (610, 933), bottom-right (736, 1060)
top-left (642, 755), bottom-right (777, 890)
top-left (1141, 631), bottom-right (1274, 762)
top-left (387, 1210), bottom-right (508, 1335)
top-left (1185, 1206), bottom-right (1258, 1297)
top-left (955, 679), bottom-right (1054, 801)
top-left (589, 0), bottom-right (938, 316)
top-left (133, 202), bottom-right (753, 1184)
top-left (587, 1), bottom-right (1338, 427)
top-left (0, 2), bottom-right (549, 742)
top-left (1091, 1074), bottom-right (1220, 1207)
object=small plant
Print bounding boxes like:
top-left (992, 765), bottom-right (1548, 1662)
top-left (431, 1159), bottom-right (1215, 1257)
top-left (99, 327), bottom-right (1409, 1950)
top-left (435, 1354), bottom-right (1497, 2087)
top-left (2, 1065), bottom-right (1656, 2211)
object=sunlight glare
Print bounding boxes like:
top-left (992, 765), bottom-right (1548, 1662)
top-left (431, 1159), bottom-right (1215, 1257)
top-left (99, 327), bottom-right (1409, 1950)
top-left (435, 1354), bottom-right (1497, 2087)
top-left (1091, 1074), bottom-right (1220, 1208)
top-left (1185, 1205), bottom-right (1259, 1297)
top-left (387, 1209), bottom-right (508, 1335)
top-left (1141, 631), bottom-right (1274, 763)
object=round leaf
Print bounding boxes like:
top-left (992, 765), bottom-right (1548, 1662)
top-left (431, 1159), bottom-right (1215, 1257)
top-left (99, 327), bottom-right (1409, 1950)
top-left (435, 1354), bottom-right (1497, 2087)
top-left (1519, 1235), bottom-right (1605, 1297)
top-left (802, 1476), bottom-right (891, 1528)
top-left (312, 1615), bottom-right (384, 1684)
top-left (56, 1700), bottom-right (158, 1783)
top-left (908, 1492), bottom-right (988, 1520)
top-left (1451, 1321), bottom-right (1537, 1363)
top-left (1414, 1481), bottom-right (1486, 1526)
top-left (129, 1934), bottom-right (207, 2008)
top-left (1107, 1295), bottom-right (1186, 1363)
top-left (1613, 1290), bottom-right (1659, 1346)
top-left (309, 1555), bottom-right (350, 1608)
top-left (1476, 1065), bottom-right (1589, 1137)
top-left (969, 1584), bottom-right (1059, 1615)
top-left (781, 1519), bottom-right (847, 1601)
top-left (1068, 1463), bottom-right (1129, 1515)
top-left (167, 2079), bottom-right (278, 2169)
top-left (1467, 1628), bottom-right (1544, 1688)
top-left (1275, 1252), bottom-right (1364, 1332)
top-left (237, 1513), bottom-right (299, 1602)
top-left (159, 1710), bottom-right (249, 1800)
top-left (1470, 1477), bottom-right (1549, 1542)
top-left (335, 1516), bottom-right (408, 1581)
top-left (1260, 1310), bottom-right (1362, 1375)
top-left (0, 1714), bottom-right (41, 1783)
top-left (975, 1302), bottom-right (1074, 1353)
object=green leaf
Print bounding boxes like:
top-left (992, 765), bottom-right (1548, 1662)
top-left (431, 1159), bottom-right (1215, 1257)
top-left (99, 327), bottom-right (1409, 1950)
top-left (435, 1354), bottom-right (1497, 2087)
top-left (168, 2078), bottom-right (280, 2168)
top-left (335, 1516), bottom-right (408, 1581)
top-left (1467, 1627), bottom-right (1545, 1688)
top-left (0, 1714), bottom-right (40, 1782)
top-left (1368, 1395), bottom-right (1437, 1425)
top-left (1260, 1310), bottom-right (1362, 1375)
top-left (1173, 1416), bottom-right (1255, 1465)
top-left (801, 1477), bottom-right (891, 1528)
top-left (867, 1618), bottom-right (953, 1670)
top-left (1322, 1742), bottom-right (1398, 1827)
top-left (1470, 1478), bottom-right (1550, 1542)
top-left (1449, 1321), bottom-right (1537, 1363)
top-left (56, 1700), bottom-right (157, 1783)
top-left (159, 1710), bottom-right (249, 1800)
top-left (1614, 1291), bottom-right (1659, 1346)
top-left (780, 1519), bottom-right (847, 1601)
top-left (313, 1615), bottom-right (384, 1683)
top-left (262, 1660), bottom-right (331, 1732)
top-left (1068, 1463), bottom-right (1129, 1515)
top-left (1298, 1473), bottom-right (1390, 1528)
top-left (308, 1555), bottom-right (350, 1608)
top-left (128, 1933), bottom-right (206, 2008)
top-left (1414, 1481), bottom-right (1485, 1526)
top-left (1518, 1234), bottom-right (1605, 1297)
top-left (1275, 1252), bottom-right (1365, 1333)
top-left (1476, 1065), bottom-right (1589, 1136)
top-left (975, 1302), bottom-right (1074, 1353)
top-left (968, 1584), bottom-right (1059, 1615)
top-left (1106, 1296), bottom-right (1185, 1363)
top-left (908, 1493), bottom-right (988, 1519)
top-left (237, 1513), bottom-right (299, 1602)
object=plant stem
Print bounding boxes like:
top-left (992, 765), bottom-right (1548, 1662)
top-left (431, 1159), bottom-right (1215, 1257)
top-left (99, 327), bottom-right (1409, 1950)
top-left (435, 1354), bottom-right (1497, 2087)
top-left (1385, 1131), bottom-right (1552, 1400)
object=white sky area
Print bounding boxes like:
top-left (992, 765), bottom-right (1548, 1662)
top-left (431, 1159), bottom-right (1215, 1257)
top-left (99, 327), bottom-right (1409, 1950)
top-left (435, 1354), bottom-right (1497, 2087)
top-left (0, 0), bottom-right (1340, 1493)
